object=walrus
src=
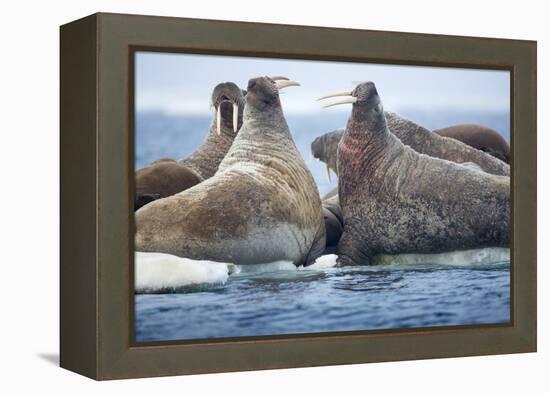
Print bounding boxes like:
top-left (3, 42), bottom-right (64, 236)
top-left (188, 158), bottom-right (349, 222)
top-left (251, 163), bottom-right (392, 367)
top-left (311, 114), bottom-right (509, 178)
top-left (434, 124), bottom-right (510, 163)
top-left (311, 129), bottom-right (341, 183)
top-left (135, 158), bottom-right (200, 210)
top-left (318, 82), bottom-right (510, 266)
top-left (313, 116), bottom-right (503, 251)
top-left (321, 194), bottom-right (343, 254)
top-left (134, 82), bottom-right (245, 210)
top-left (178, 82), bottom-right (246, 179)
top-left (135, 76), bottom-right (326, 266)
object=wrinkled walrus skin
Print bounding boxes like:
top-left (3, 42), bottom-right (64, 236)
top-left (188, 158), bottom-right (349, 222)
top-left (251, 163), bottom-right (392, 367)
top-left (313, 113), bottom-right (507, 252)
top-left (134, 82), bottom-right (245, 210)
top-left (135, 77), bottom-right (326, 266)
top-left (434, 124), bottom-right (510, 164)
top-left (334, 82), bottom-right (510, 266)
top-left (311, 113), bottom-right (509, 178)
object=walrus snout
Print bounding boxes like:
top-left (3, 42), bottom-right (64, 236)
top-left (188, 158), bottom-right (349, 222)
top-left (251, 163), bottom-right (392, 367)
top-left (246, 76), bottom-right (301, 110)
top-left (211, 82), bottom-right (246, 135)
top-left (318, 81), bottom-right (381, 108)
top-left (311, 136), bottom-right (324, 160)
top-left (211, 82), bottom-right (244, 106)
top-left (352, 81), bottom-right (378, 100)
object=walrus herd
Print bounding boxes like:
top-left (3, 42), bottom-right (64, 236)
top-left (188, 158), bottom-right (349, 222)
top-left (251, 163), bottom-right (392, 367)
top-left (135, 77), bottom-right (510, 267)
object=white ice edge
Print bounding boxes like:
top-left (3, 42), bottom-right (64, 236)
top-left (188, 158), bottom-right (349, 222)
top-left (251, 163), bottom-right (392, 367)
top-left (135, 252), bottom-right (236, 293)
top-left (135, 247), bottom-right (509, 293)
top-left (373, 247), bottom-right (510, 266)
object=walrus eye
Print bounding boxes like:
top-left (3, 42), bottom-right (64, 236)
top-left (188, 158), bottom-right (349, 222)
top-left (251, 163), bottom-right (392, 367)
top-left (374, 103), bottom-right (382, 113)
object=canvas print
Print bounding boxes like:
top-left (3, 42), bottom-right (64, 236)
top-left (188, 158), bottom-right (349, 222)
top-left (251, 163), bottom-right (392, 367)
top-left (133, 52), bottom-right (510, 342)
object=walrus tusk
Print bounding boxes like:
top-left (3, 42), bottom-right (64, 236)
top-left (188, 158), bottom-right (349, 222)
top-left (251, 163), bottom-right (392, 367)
top-left (232, 103), bottom-right (238, 132)
top-left (270, 75), bottom-right (290, 81)
top-left (326, 164), bottom-right (332, 183)
top-left (322, 96), bottom-right (358, 108)
top-left (216, 105), bottom-right (221, 135)
top-left (317, 91), bottom-right (352, 101)
top-left (275, 80), bottom-right (301, 90)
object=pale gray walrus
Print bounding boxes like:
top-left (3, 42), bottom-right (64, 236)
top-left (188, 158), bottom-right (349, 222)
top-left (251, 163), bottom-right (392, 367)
top-left (434, 124), bottom-right (510, 164)
top-left (310, 114), bottom-right (509, 180)
top-left (135, 76), bottom-right (326, 265)
top-left (318, 82), bottom-right (510, 266)
top-left (134, 82), bottom-right (245, 210)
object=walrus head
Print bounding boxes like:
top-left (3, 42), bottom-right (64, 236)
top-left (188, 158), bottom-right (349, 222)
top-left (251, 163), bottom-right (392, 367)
top-left (311, 134), bottom-right (326, 161)
top-left (318, 81), bottom-right (386, 135)
top-left (311, 129), bottom-right (344, 181)
top-left (245, 76), bottom-right (300, 112)
top-left (211, 82), bottom-right (246, 136)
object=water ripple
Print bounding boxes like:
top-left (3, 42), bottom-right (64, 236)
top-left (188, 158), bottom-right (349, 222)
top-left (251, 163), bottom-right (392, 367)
top-left (135, 262), bottom-right (510, 342)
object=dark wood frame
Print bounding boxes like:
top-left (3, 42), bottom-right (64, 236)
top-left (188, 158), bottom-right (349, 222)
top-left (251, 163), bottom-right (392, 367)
top-left (60, 12), bottom-right (537, 380)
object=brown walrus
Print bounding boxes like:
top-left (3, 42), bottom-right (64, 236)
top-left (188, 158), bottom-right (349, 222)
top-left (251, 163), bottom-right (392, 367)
top-left (135, 158), bottom-right (200, 210)
top-left (135, 76), bottom-right (326, 266)
top-left (311, 114), bottom-right (509, 178)
top-left (434, 124), bottom-right (510, 163)
top-left (318, 82), bottom-right (510, 266)
top-left (134, 82), bottom-right (245, 210)
top-left (311, 129), bottom-right (341, 183)
top-left (312, 115), bottom-right (506, 251)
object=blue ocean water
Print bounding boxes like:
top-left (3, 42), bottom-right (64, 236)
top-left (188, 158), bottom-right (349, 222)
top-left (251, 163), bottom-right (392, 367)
top-left (134, 110), bottom-right (510, 342)
top-left (135, 261), bottom-right (510, 341)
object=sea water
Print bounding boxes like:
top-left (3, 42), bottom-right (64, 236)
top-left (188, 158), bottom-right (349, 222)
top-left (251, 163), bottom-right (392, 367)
top-left (134, 252), bottom-right (510, 342)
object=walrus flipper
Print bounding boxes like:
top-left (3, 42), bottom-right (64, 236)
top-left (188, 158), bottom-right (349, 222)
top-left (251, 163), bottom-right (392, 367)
top-left (336, 231), bottom-right (372, 267)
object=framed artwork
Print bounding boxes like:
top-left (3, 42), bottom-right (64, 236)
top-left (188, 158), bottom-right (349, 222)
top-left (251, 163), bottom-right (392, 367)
top-left (60, 13), bottom-right (536, 380)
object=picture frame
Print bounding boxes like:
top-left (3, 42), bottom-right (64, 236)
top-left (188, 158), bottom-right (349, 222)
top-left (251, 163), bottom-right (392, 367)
top-left (60, 12), bottom-right (537, 380)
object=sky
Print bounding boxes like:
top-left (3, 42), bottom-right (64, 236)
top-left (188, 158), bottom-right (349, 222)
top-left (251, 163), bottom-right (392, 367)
top-left (135, 51), bottom-right (510, 116)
